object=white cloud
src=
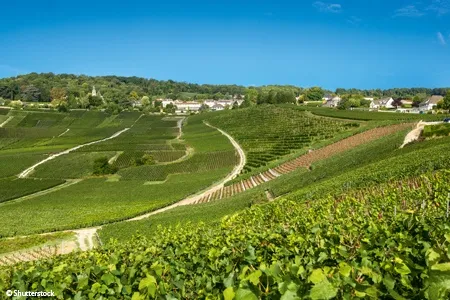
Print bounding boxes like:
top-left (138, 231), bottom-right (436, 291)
top-left (394, 5), bottom-right (425, 17)
top-left (427, 0), bottom-right (450, 15)
top-left (312, 1), bottom-right (342, 13)
top-left (437, 32), bottom-right (446, 45)
top-left (347, 16), bottom-right (362, 25)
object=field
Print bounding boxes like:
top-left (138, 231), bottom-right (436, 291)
top-left (204, 105), bottom-right (360, 173)
top-left (298, 106), bottom-right (450, 121)
top-left (2, 105), bottom-right (450, 299)
top-left (0, 110), bottom-right (238, 237)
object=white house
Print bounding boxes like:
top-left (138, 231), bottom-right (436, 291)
top-left (370, 97), bottom-right (395, 109)
top-left (323, 96), bottom-right (341, 108)
top-left (419, 95), bottom-right (443, 111)
top-left (322, 94), bottom-right (333, 101)
top-left (174, 101), bottom-right (202, 113)
top-left (363, 97), bottom-right (374, 101)
top-left (211, 103), bottom-right (225, 111)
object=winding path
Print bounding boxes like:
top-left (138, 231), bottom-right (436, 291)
top-left (18, 128), bottom-right (130, 178)
top-left (0, 116), bottom-right (13, 127)
top-left (128, 121), bottom-right (246, 220)
top-left (400, 121), bottom-right (442, 148)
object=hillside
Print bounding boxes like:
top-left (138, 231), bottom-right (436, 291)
top-left (0, 105), bottom-right (450, 299)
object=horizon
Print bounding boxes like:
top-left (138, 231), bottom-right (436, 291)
top-left (1, 0), bottom-right (450, 89)
top-left (1, 72), bottom-right (450, 92)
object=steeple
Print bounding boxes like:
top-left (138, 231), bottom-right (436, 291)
top-left (92, 86), bottom-right (97, 97)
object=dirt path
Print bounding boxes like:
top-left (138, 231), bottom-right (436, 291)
top-left (74, 228), bottom-right (100, 251)
top-left (18, 128), bottom-right (130, 178)
top-left (128, 121), bottom-right (246, 221)
top-left (400, 121), bottom-right (442, 148)
top-left (0, 116), bottom-right (13, 127)
top-left (57, 128), bottom-right (70, 137)
top-left (193, 123), bottom-right (413, 204)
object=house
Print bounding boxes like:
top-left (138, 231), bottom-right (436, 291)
top-left (161, 99), bottom-right (174, 108)
top-left (370, 97), bottom-right (395, 109)
top-left (322, 94), bottom-right (333, 101)
top-left (363, 97), bottom-right (374, 101)
top-left (419, 95), bottom-right (443, 111)
top-left (174, 101), bottom-right (202, 113)
top-left (211, 103), bottom-right (225, 111)
top-left (323, 96), bottom-right (341, 108)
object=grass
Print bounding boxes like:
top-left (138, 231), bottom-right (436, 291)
top-left (31, 151), bottom-right (117, 179)
top-left (0, 232), bottom-right (75, 255)
top-left (0, 177), bottom-right (64, 203)
top-left (203, 105), bottom-right (359, 173)
top-left (99, 189), bottom-right (265, 243)
top-left (422, 123), bottom-right (450, 137)
top-left (0, 168), bottom-right (232, 237)
top-left (298, 106), bottom-right (450, 121)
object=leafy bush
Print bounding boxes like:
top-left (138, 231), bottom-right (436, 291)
top-left (93, 157), bottom-right (118, 175)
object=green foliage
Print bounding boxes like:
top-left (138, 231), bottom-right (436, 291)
top-left (0, 178), bottom-right (64, 203)
top-left (443, 90), bottom-right (450, 110)
top-left (93, 156), bottom-right (118, 175)
top-left (422, 123), bottom-right (450, 137)
top-left (304, 87), bottom-right (324, 102)
top-left (2, 171), bottom-right (450, 298)
top-left (0, 232), bottom-right (74, 254)
top-left (204, 106), bottom-right (358, 173)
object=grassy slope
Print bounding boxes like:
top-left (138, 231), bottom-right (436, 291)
top-left (0, 115), bottom-right (237, 237)
top-left (99, 128), bottom-right (450, 243)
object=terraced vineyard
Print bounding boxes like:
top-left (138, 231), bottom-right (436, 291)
top-left (0, 110), bottom-right (239, 237)
top-left (3, 170), bottom-right (449, 299)
top-left (193, 123), bottom-right (412, 204)
top-left (2, 105), bottom-right (450, 299)
top-left (205, 105), bottom-right (360, 173)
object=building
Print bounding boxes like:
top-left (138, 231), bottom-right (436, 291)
top-left (419, 95), bottom-right (443, 111)
top-left (211, 103), bottom-right (225, 111)
top-left (322, 94), bottom-right (333, 101)
top-left (370, 97), bottom-right (395, 109)
top-left (363, 97), bottom-right (374, 101)
top-left (323, 96), bottom-right (341, 108)
top-left (174, 101), bottom-right (202, 113)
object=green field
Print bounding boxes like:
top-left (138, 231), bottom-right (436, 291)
top-left (204, 105), bottom-right (360, 173)
top-left (2, 105), bottom-right (450, 299)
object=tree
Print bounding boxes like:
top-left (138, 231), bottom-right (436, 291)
top-left (88, 95), bottom-right (103, 108)
top-left (50, 87), bottom-right (67, 101)
top-left (21, 85), bottom-right (41, 102)
top-left (304, 87), bottom-right (324, 102)
top-left (93, 157), bottom-right (118, 175)
top-left (129, 91), bottom-right (139, 101)
top-left (141, 96), bottom-right (150, 107)
top-left (245, 89), bottom-right (258, 104)
top-left (443, 90), bottom-right (450, 110)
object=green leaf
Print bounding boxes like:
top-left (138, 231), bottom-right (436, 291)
top-left (131, 292), bottom-right (144, 300)
top-left (309, 269), bottom-right (326, 284)
top-left (310, 280), bottom-right (337, 300)
top-left (339, 262), bottom-right (352, 277)
top-left (281, 290), bottom-right (301, 300)
top-left (395, 262), bottom-right (411, 275)
top-left (246, 270), bottom-right (262, 285)
top-left (431, 263), bottom-right (450, 272)
top-left (235, 288), bottom-right (258, 300)
top-left (224, 272), bottom-right (235, 288)
top-left (224, 287), bottom-right (235, 300)
top-left (101, 272), bottom-right (115, 286)
top-left (139, 275), bottom-right (157, 297)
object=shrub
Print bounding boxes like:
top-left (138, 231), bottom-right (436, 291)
top-left (93, 157), bottom-right (118, 175)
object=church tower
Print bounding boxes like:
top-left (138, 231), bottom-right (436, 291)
top-left (92, 86), bottom-right (97, 97)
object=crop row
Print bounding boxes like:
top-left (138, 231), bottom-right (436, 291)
top-left (2, 170), bottom-right (449, 299)
top-left (205, 106), bottom-right (359, 172)
top-left (118, 150), bottom-right (238, 181)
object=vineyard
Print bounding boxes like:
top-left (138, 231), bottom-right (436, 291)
top-left (2, 171), bottom-right (449, 299)
top-left (2, 105), bottom-right (450, 299)
top-left (204, 106), bottom-right (360, 173)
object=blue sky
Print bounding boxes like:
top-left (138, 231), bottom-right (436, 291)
top-left (0, 0), bottom-right (449, 89)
